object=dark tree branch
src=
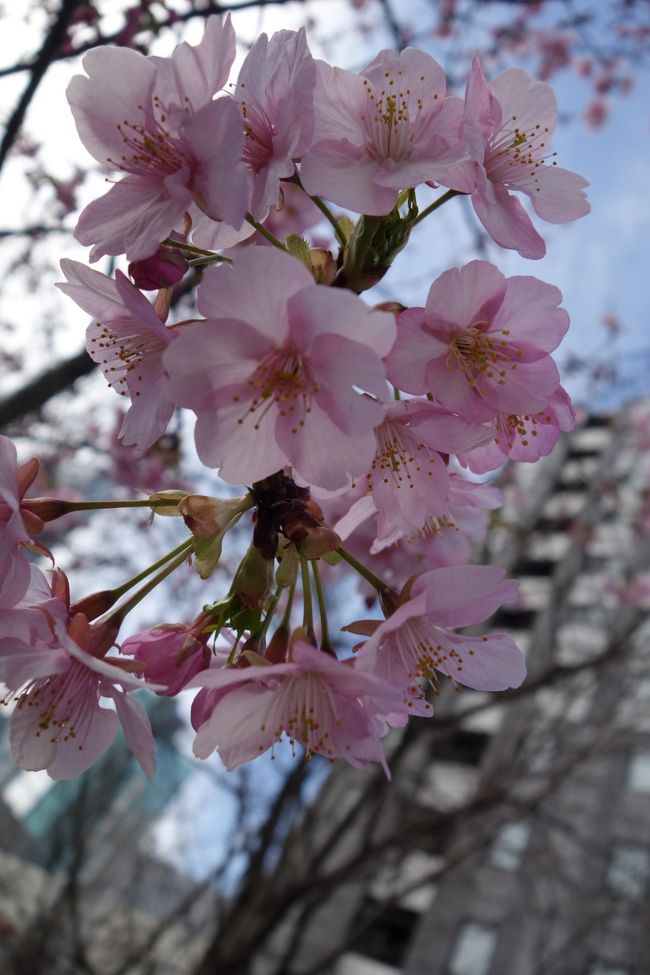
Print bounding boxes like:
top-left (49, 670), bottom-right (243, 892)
top-left (0, 0), bottom-right (85, 175)
top-left (0, 349), bottom-right (96, 430)
top-left (0, 0), bottom-right (306, 80)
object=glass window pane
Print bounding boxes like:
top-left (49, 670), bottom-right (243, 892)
top-left (446, 922), bottom-right (497, 975)
top-left (489, 821), bottom-right (530, 871)
top-left (626, 753), bottom-right (650, 795)
top-left (606, 844), bottom-right (650, 899)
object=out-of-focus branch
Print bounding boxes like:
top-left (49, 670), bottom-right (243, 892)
top-left (0, 0), bottom-right (85, 175)
top-left (0, 226), bottom-right (72, 239)
top-left (0, 270), bottom-right (200, 429)
top-left (0, 349), bottom-right (96, 430)
top-left (0, 0), bottom-right (306, 80)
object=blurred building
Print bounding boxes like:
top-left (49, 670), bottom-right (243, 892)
top-left (258, 406), bottom-right (650, 975)
top-left (0, 697), bottom-right (216, 974)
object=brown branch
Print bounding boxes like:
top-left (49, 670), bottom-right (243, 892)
top-left (0, 349), bottom-right (96, 430)
top-left (0, 0), bottom-right (85, 175)
top-left (0, 0), bottom-right (306, 80)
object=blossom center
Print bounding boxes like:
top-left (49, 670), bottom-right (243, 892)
top-left (89, 320), bottom-right (167, 398)
top-left (448, 323), bottom-right (519, 393)
top-left (361, 72), bottom-right (430, 162)
top-left (241, 97), bottom-right (276, 173)
top-left (264, 673), bottom-right (340, 759)
top-left (485, 115), bottom-right (558, 190)
top-left (371, 419), bottom-right (438, 490)
top-left (108, 96), bottom-right (193, 177)
top-left (396, 618), bottom-right (475, 686)
top-left (15, 661), bottom-right (96, 751)
top-left (237, 344), bottom-right (319, 433)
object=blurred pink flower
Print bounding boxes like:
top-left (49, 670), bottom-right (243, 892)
top-left (0, 436), bottom-right (46, 609)
top-left (120, 619), bottom-right (211, 696)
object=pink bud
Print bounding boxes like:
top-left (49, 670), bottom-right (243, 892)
top-left (129, 247), bottom-right (189, 291)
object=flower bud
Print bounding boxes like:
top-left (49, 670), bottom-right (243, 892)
top-left (309, 248), bottom-right (337, 285)
top-left (70, 589), bottom-right (119, 621)
top-left (129, 247), bottom-right (188, 290)
top-left (179, 494), bottom-right (252, 540)
top-left (233, 544), bottom-right (274, 609)
top-left (371, 300), bottom-right (405, 315)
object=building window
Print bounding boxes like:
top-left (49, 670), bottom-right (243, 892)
top-left (351, 899), bottom-right (418, 967)
top-left (626, 752), bottom-right (650, 795)
top-left (446, 922), bottom-right (497, 975)
top-left (489, 820), bottom-right (531, 871)
top-left (606, 843), bottom-right (650, 900)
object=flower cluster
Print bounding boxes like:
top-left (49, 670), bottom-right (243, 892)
top-left (0, 17), bottom-right (589, 779)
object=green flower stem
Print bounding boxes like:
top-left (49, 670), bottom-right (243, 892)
top-left (110, 541), bottom-right (194, 623)
top-left (111, 537), bottom-right (195, 600)
top-left (300, 555), bottom-right (316, 643)
top-left (312, 560), bottom-right (332, 652)
top-left (187, 253), bottom-right (233, 267)
top-left (410, 189), bottom-right (461, 228)
top-left (310, 195), bottom-right (347, 249)
top-left (279, 584), bottom-right (295, 630)
top-left (337, 547), bottom-right (389, 596)
top-left (343, 214), bottom-right (382, 281)
top-left (162, 237), bottom-right (217, 257)
top-left (259, 588), bottom-right (282, 644)
top-left (245, 213), bottom-right (287, 251)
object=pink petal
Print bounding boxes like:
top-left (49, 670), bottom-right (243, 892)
top-left (413, 564), bottom-right (518, 627)
top-left (170, 13), bottom-right (235, 112)
top-left (67, 46), bottom-right (157, 165)
top-left (489, 68), bottom-right (557, 140)
top-left (527, 164), bottom-right (590, 223)
top-left (75, 175), bottom-right (190, 262)
top-left (472, 183), bottom-right (546, 259)
top-left (111, 690), bottom-right (157, 779)
top-left (424, 261), bottom-right (506, 329)
top-left (441, 631), bottom-right (526, 690)
top-left (492, 276), bottom-right (568, 352)
top-left (185, 98), bottom-right (251, 229)
top-left (197, 248), bottom-right (310, 336)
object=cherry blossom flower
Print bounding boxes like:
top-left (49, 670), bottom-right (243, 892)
top-left (440, 55), bottom-right (590, 259)
top-left (236, 28), bottom-right (315, 219)
top-left (68, 15), bottom-right (251, 261)
top-left (0, 586), bottom-right (156, 780)
top-left (335, 400), bottom-right (492, 546)
top-left (355, 565), bottom-right (525, 711)
top-left (458, 384), bottom-right (576, 474)
top-left (187, 639), bottom-right (407, 773)
top-left (120, 620), bottom-right (211, 696)
top-left (0, 436), bottom-right (48, 609)
top-left (386, 260), bottom-right (568, 424)
top-left (58, 259), bottom-right (177, 450)
top-left (164, 248), bottom-right (395, 490)
top-left (300, 47), bottom-right (466, 214)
